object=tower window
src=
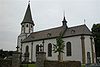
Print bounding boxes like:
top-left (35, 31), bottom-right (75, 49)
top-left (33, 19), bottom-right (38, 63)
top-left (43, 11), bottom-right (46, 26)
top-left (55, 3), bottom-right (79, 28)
top-left (22, 25), bottom-right (24, 27)
top-left (66, 42), bottom-right (72, 56)
top-left (31, 25), bottom-right (33, 28)
top-left (48, 43), bottom-right (52, 57)
top-left (26, 24), bottom-right (28, 27)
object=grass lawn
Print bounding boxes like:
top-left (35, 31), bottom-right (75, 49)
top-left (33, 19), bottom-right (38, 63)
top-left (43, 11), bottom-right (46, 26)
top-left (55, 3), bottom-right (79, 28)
top-left (81, 64), bottom-right (85, 67)
top-left (22, 64), bottom-right (36, 67)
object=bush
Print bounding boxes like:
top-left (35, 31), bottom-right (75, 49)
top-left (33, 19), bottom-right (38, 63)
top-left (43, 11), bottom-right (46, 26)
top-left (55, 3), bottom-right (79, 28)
top-left (21, 64), bottom-right (36, 67)
top-left (81, 64), bottom-right (85, 67)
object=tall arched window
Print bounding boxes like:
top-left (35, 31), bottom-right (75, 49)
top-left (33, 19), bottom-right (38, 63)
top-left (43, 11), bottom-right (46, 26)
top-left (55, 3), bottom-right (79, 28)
top-left (26, 24), bottom-right (28, 27)
top-left (24, 45), bottom-right (29, 62)
top-left (66, 42), bottom-right (72, 56)
top-left (87, 52), bottom-right (91, 63)
top-left (26, 45), bottom-right (29, 52)
top-left (36, 45), bottom-right (39, 54)
top-left (48, 43), bottom-right (52, 57)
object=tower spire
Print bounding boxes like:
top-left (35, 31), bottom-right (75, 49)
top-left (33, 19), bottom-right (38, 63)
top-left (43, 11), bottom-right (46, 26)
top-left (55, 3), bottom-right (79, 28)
top-left (62, 12), bottom-right (67, 27)
top-left (21, 1), bottom-right (34, 26)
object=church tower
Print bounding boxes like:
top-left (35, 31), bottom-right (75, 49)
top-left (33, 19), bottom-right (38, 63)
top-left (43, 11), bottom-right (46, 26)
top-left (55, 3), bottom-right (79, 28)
top-left (17, 2), bottom-right (34, 52)
top-left (21, 2), bottom-right (34, 35)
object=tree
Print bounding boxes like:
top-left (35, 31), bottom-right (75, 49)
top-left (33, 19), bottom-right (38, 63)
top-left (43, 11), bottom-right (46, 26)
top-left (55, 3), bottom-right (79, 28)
top-left (91, 24), bottom-right (100, 57)
top-left (53, 33), bottom-right (65, 62)
top-left (53, 27), bottom-right (66, 62)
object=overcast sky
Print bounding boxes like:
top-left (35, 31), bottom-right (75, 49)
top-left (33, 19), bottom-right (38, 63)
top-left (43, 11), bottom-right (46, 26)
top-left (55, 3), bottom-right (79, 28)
top-left (0, 0), bottom-right (100, 51)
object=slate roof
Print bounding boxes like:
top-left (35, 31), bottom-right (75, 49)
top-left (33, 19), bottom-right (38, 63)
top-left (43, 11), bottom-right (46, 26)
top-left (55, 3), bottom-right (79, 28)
top-left (22, 24), bottom-right (91, 43)
top-left (21, 3), bottom-right (34, 25)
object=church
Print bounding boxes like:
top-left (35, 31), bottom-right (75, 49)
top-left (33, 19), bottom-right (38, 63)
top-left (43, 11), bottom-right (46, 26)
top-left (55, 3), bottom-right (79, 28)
top-left (17, 2), bottom-right (96, 64)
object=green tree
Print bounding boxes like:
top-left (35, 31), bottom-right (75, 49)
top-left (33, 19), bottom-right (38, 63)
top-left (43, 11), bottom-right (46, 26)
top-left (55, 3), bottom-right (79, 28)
top-left (53, 27), bottom-right (66, 62)
top-left (92, 24), bottom-right (100, 57)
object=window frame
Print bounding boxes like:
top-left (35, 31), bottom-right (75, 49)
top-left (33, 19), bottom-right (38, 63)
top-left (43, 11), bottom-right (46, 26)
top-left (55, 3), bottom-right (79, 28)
top-left (48, 43), bottom-right (52, 57)
top-left (66, 42), bottom-right (72, 56)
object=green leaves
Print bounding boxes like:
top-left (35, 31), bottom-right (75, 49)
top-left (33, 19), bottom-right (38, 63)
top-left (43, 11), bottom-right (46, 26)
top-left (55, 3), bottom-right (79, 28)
top-left (91, 24), bottom-right (100, 57)
top-left (92, 24), bottom-right (100, 37)
top-left (53, 28), bottom-right (67, 61)
top-left (53, 33), bottom-right (65, 53)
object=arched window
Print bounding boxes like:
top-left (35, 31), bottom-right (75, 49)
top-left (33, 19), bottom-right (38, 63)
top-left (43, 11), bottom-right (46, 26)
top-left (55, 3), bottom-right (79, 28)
top-left (31, 25), bottom-right (33, 28)
top-left (26, 45), bottom-right (29, 52)
top-left (87, 52), bottom-right (91, 63)
top-left (24, 45), bottom-right (29, 57)
top-left (36, 45), bottom-right (39, 54)
top-left (26, 24), bottom-right (28, 27)
top-left (22, 25), bottom-right (24, 27)
top-left (48, 43), bottom-right (52, 57)
top-left (66, 42), bottom-right (72, 56)
top-left (24, 45), bottom-right (29, 62)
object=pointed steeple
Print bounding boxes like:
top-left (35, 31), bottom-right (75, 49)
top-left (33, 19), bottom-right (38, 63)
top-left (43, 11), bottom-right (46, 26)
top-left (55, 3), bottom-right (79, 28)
top-left (21, 2), bottom-right (34, 26)
top-left (62, 16), bottom-right (67, 27)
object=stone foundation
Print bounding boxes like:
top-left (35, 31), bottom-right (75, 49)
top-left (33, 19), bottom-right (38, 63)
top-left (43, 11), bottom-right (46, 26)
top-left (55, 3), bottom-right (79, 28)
top-left (44, 61), bottom-right (81, 67)
top-left (12, 51), bottom-right (21, 67)
top-left (36, 52), bottom-right (46, 67)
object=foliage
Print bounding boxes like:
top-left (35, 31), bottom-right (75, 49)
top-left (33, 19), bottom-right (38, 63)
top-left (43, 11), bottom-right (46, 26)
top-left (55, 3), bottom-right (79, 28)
top-left (53, 28), bottom-right (66, 62)
top-left (0, 49), bottom-right (14, 59)
top-left (81, 64), bottom-right (85, 67)
top-left (21, 64), bottom-right (36, 67)
top-left (53, 33), bottom-right (65, 53)
top-left (91, 24), bottom-right (100, 57)
top-left (92, 24), bottom-right (100, 37)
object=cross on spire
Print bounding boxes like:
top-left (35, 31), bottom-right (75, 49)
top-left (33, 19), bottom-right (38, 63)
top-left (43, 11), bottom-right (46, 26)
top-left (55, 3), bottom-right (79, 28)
top-left (63, 10), bottom-right (65, 18)
top-left (28, 0), bottom-right (30, 4)
top-left (84, 19), bottom-right (86, 24)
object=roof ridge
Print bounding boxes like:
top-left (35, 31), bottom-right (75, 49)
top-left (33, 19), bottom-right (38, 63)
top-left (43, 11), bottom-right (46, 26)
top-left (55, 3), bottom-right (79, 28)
top-left (32, 24), bottom-right (88, 34)
top-left (68, 24), bottom-right (86, 29)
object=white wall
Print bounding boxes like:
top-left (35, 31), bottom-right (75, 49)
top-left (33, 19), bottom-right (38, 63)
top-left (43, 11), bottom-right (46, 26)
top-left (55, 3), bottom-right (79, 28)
top-left (17, 34), bottom-right (27, 52)
top-left (22, 35), bottom-right (94, 64)
top-left (43, 36), bottom-right (82, 62)
top-left (22, 42), bottom-right (32, 62)
top-left (22, 36), bottom-right (83, 62)
top-left (32, 41), bottom-right (43, 62)
top-left (92, 38), bottom-right (96, 63)
top-left (63, 36), bottom-right (82, 62)
top-left (84, 36), bottom-right (92, 63)
top-left (84, 36), bottom-right (96, 63)
top-left (44, 39), bottom-right (58, 61)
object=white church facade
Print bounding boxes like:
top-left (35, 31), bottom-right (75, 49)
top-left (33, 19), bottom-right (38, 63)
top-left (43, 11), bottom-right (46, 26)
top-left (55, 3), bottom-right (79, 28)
top-left (17, 3), bottom-right (96, 64)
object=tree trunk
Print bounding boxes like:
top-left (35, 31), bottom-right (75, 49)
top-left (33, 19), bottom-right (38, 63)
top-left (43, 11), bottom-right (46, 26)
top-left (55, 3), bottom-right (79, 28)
top-left (58, 52), bottom-right (63, 62)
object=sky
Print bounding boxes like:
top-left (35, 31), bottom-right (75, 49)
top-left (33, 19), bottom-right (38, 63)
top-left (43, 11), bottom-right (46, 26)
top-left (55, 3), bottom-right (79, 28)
top-left (0, 0), bottom-right (100, 51)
